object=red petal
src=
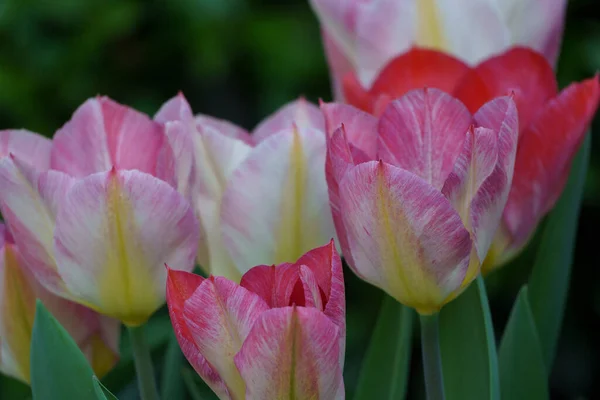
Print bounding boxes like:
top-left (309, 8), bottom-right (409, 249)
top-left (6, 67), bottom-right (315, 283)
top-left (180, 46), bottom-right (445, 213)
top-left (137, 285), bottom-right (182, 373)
top-left (455, 47), bottom-right (558, 130)
top-left (240, 263), bottom-right (301, 308)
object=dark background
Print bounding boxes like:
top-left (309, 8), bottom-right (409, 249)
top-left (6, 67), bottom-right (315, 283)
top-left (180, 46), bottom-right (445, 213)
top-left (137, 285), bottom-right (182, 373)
top-left (0, 0), bottom-right (598, 398)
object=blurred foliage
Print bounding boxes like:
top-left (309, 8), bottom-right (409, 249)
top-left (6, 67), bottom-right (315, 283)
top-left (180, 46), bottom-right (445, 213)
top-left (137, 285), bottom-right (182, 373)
top-left (0, 0), bottom-right (599, 398)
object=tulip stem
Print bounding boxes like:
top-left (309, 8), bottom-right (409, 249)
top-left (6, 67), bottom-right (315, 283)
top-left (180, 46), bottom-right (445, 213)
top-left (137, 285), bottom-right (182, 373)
top-left (420, 313), bottom-right (446, 400)
top-left (128, 325), bottom-right (160, 400)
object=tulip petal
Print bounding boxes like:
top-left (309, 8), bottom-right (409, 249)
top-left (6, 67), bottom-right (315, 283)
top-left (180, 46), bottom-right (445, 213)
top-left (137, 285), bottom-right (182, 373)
top-left (0, 156), bottom-right (74, 296)
top-left (221, 127), bottom-right (336, 274)
top-left (196, 115), bottom-right (253, 145)
top-left (154, 92), bottom-right (195, 126)
top-left (51, 97), bottom-right (165, 177)
top-left (444, 97), bottom-right (518, 261)
top-left (344, 48), bottom-right (470, 115)
top-left (253, 98), bottom-right (325, 143)
top-left (192, 123), bottom-right (253, 279)
top-left (54, 169), bottom-right (198, 326)
top-left (239, 263), bottom-right (302, 308)
top-left (166, 269), bottom-right (229, 399)
top-left (339, 161), bottom-right (472, 313)
top-left (496, 0), bottom-right (567, 65)
top-left (183, 276), bottom-right (269, 400)
top-left (234, 307), bottom-right (344, 400)
top-left (299, 266), bottom-right (323, 311)
top-left (455, 47), bottom-right (558, 129)
top-left (0, 130), bottom-right (52, 171)
top-left (378, 88), bottom-right (471, 189)
top-left (504, 76), bottom-right (600, 247)
top-left (320, 102), bottom-right (378, 159)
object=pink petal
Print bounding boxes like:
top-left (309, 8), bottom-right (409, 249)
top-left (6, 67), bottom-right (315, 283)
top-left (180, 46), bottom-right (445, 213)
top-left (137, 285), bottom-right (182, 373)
top-left (154, 92), bottom-right (195, 126)
top-left (0, 130), bottom-right (52, 171)
top-left (0, 156), bottom-right (74, 296)
top-left (51, 96), bottom-right (165, 177)
top-left (378, 88), bottom-right (472, 190)
top-left (299, 265), bottom-right (323, 311)
top-left (196, 114), bottom-right (253, 145)
top-left (338, 161), bottom-right (472, 314)
top-left (252, 98), bottom-right (324, 143)
top-left (166, 269), bottom-right (229, 399)
top-left (234, 307), bottom-right (344, 400)
top-left (239, 263), bottom-right (301, 309)
top-left (221, 127), bottom-right (336, 275)
top-left (53, 169), bottom-right (199, 326)
top-left (444, 97), bottom-right (518, 261)
top-left (504, 76), bottom-right (599, 248)
top-left (183, 276), bottom-right (269, 400)
top-left (320, 101), bottom-right (378, 159)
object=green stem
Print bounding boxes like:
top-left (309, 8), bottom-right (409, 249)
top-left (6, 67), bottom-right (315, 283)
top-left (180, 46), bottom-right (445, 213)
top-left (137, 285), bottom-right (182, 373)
top-left (420, 313), bottom-right (445, 400)
top-left (128, 325), bottom-right (160, 400)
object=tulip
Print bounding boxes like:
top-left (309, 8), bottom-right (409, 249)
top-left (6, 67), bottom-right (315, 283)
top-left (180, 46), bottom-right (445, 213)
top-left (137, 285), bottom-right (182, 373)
top-left (166, 240), bottom-right (345, 400)
top-left (0, 97), bottom-right (199, 326)
top-left (0, 222), bottom-right (120, 383)
top-left (308, 0), bottom-right (567, 99)
top-left (322, 89), bottom-right (518, 313)
top-left (342, 47), bottom-right (600, 272)
top-left (155, 94), bottom-right (337, 282)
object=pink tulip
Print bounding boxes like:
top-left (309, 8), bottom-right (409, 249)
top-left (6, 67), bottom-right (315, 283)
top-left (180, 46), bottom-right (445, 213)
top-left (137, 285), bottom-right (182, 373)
top-left (166, 241), bottom-right (345, 400)
top-left (0, 97), bottom-right (199, 326)
top-left (309, 0), bottom-right (567, 99)
top-left (0, 222), bottom-right (119, 383)
top-left (155, 94), bottom-right (337, 282)
top-left (323, 88), bottom-right (519, 313)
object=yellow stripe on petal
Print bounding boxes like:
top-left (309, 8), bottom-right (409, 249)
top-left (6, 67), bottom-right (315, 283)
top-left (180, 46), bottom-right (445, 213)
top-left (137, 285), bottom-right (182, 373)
top-left (1, 246), bottom-right (36, 383)
top-left (415, 0), bottom-right (447, 51)
top-left (97, 174), bottom-right (162, 326)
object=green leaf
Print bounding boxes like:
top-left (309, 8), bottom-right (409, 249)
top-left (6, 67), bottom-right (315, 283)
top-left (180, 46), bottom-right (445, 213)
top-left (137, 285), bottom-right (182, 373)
top-left (160, 333), bottom-right (185, 400)
top-left (499, 287), bottom-right (549, 400)
top-left (93, 376), bottom-right (118, 400)
top-left (30, 300), bottom-right (97, 400)
top-left (0, 374), bottom-right (31, 399)
top-left (182, 368), bottom-right (218, 400)
top-left (353, 294), bottom-right (413, 400)
top-left (528, 133), bottom-right (591, 370)
top-left (439, 276), bottom-right (500, 400)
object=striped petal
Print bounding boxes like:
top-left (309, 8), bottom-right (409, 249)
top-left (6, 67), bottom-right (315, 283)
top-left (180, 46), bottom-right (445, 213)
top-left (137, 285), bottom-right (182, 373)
top-left (53, 169), bottom-right (199, 326)
top-left (0, 129), bottom-right (52, 171)
top-left (239, 263), bottom-right (301, 309)
top-left (443, 97), bottom-right (518, 262)
top-left (253, 98), bottom-right (325, 143)
top-left (377, 88), bottom-right (472, 189)
top-left (183, 276), bottom-right (269, 400)
top-left (0, 225), bottom-right (119, 383)
top-left (166, 269), bottom-right (228, 399)
top-left (344, 48), bottom-right (470, 115)
top-left (51, 97), bottom-right (165, 177)
top-left (0, 156), bottom-right (74, 296)
top-left (504, 76), bottom-right (600, 249)
top-left (320, 102), bottom-right (378, 159)
top-left (234, 307), bottom-right (344, 400)
top-left (454, 47), bottom-right (558, 130)
top-left (339, 161), bottom-right (472, 314)
top-left (221, 127), bottom-right (336, 275)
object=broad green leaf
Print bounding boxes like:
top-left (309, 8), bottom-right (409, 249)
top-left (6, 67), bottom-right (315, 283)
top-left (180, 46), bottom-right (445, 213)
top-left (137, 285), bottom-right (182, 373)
top-left (528, 134), bottom-right (591, 370)
top-left (439, 276), bottom-right (499, 400)
top-left (93, 376), bottom-right (118, 400)
top-left (30, 300), bottom-right (97, 400)
top-left (353, 294), bottom-right (413, 400)
top-left (499, 287), bottom-right (549, 400)
top-left (0, 374), bottom-right (31, 399)
top-left (160, 333), bottom-right (185, 400)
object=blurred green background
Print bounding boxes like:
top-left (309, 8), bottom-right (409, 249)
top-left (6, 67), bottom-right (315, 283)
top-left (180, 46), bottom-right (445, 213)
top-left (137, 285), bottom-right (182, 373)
top-left (0, 0), bottom-right (598, 399)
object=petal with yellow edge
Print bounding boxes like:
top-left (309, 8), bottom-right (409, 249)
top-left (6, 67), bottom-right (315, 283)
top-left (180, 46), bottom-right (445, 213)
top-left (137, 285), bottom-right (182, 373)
top-left (338, 161), bottom-right (472, 314)
top-left (54, 169), bottom-right (199, 326)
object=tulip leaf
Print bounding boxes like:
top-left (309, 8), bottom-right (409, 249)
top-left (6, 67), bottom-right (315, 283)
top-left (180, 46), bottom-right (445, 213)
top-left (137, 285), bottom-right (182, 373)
top-left (528, 133), bottom-right (591, 370)
top-left (439, 275), bottom-right (499, 400)
top-left (353, 294), bottom-right (414, 400)
top-left (0, 374), bottom-right (31, 399)
top-left (30, 300), bottom-right (97, 400)
top-left (160, 332), bottom-right (185, 400)
top-left (499, 287), bottom-right (549, 400)
top-left (93, 376), bottom-right (119, 400)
